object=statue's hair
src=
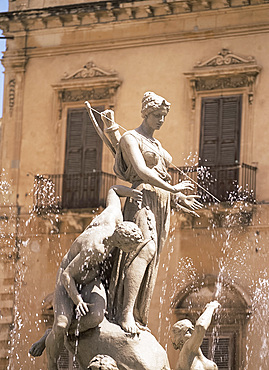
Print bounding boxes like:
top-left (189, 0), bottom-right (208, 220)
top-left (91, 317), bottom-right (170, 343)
top-left (171, 319), bottom-right (193, 351)
top-left (87, 354), bottom-right (119, 370)
top-left (112, 221), bottom-right (144, 251)
top-left (141, 91), bottom-right (171, 118)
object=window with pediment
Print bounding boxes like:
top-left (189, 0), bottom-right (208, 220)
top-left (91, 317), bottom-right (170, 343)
top-left (34, 62), bottom-right (121, 212)
top-left (185, 49), bottom-right (260, 203)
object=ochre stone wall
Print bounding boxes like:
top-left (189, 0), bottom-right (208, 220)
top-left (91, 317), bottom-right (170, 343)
top-left (1, 0), bottom-right (269, 368)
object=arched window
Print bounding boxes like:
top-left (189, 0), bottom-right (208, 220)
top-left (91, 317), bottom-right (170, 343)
top-left (173, 275), bottom-right (251, 369)
top-left (185, 49), bottom-right (261, 203)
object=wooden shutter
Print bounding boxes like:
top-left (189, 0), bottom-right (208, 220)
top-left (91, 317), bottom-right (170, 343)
top-left (201, 334), bottom-right (234, 370)
top-left (219, 97), bottom-right (241, 166)
top-left (64, 109), bottom-right (84, 174)
top-left (64, 107), bottom-right (104, 175)
top-left (200, 98), bottom-right (219, 166)
top-left (63, 106), bottom-right (104, 208)
top-left (200, 96), bottom-right (241, 167)
top-left (199, 96), bottom-right (242, 201)
top-left (57, 347), bottom-right (70, 370)
top-left (213, 337), bottom-right (231, 369)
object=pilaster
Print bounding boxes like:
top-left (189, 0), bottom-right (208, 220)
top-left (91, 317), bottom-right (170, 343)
top-left (1, 47), bottom-right (28, 204)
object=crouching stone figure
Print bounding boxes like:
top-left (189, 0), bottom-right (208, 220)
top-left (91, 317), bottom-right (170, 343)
top-left (29, 185), bottom-right (171, 370)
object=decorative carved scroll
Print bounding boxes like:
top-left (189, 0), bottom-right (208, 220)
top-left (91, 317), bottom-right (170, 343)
top-left (195, 49), bottom-right (255, 68)
top-left (9, 79), bottom-right (16, 116)
top-left (62, 61), bottom-right (118, 80)
top-left (195, 75), bottom-right (249, 91)
top-left (61, 88), bottom-right (117, 103)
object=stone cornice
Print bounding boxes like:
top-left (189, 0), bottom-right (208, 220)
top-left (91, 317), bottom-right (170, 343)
top-left (1, 3), bottom-right (269, 61)
top-left (1, 54), bottom-right (28, 72)
top-left (22, 21), bottom-right (269, 59)
top-left (0, 0), bottom-right (269, 33)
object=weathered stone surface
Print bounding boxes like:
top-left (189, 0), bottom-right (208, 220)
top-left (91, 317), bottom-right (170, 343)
top-left (66, 318), bottom-right (171, 370)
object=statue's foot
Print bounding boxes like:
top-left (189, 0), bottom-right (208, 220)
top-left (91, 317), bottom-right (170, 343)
top-left (119, 312), bottom-right (140, 335)
top-left (29, 340), bottom-right (46, 357)
top-left (136, 321), bottom-right (151, 333)
top-left (29, 328), bottom-right (51, 357)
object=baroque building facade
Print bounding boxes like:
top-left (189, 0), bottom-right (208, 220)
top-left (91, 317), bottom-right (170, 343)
top-left (0, 0), bottom-right (269, 369)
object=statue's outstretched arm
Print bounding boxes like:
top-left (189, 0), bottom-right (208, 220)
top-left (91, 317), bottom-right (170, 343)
top-left (107, 185), bottom-right (143, 209)
top-left (186, 301), bottom-right (220, 352)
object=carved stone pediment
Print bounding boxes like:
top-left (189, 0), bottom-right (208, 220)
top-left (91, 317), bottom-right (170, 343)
top-left (52, 61), bottom-right (121, 119)
top-left (195, 48), bottom-right (256, 68)
top-left (185, 49), bottom-right (261, 108)
top-left (62, 61), bottom-right (118, 80)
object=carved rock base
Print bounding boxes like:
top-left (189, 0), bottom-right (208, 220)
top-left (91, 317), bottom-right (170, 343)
top-left (65, 318), bottom-right (170, 370)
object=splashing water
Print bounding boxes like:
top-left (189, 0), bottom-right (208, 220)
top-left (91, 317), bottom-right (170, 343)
top-left (245, 274), bottom-right (269, 370)
top-left (157, 213), bottom-right (198, 350)
top-left (0, 170), bottom-right (68, 368)
top-left (0, 156), bottom-right (267, 369)
top-left (156, 156), bottom-right (268, 368)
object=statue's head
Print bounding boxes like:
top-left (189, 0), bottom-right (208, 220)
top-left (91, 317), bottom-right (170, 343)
top-left (87, 354), bottom-right (119, 370)
top-left (108, 221), bottom-right (144, 253)
top-left (171, 319), bottom-right (194, 350)
top-left (141, 91), bottom-right (171, 119)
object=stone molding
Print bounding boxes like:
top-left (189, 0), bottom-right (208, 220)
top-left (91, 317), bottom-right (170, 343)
top-left (173, 274), bottom-right (252, 323)
top-left (1, 5), bottom-right (269, 59)
top-left (1, 54), bottom-right (29, 73)
top-left (60, 89), bottom-right (116, 103)
top-left (62, 61), bottom-right (118, 80)
top-left (185, 49), bottom-right (261, 109)
top-left (1, 1), bottom-right (269, 33)
top-left (9, 79), bottom-right (16, 116)
top-left (52, 61), bottom-right (121, 119)
top-left (195, 48), bottom-right (256, 68)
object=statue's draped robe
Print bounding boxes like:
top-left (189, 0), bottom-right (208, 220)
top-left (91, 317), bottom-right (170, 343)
top-left (108, 130), bottom-right (172, 326)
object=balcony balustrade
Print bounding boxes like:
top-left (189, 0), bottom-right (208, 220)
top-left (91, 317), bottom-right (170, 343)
top-left (34, 171), bottom-right (117, 213)
top-left (34, 164), bottom-right (257, 213)
top-left (168, 163), bottom-right (257, 203)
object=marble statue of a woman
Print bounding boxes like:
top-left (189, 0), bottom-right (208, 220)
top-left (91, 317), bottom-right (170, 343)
top-left (104, 92), bottom-right (202, 334)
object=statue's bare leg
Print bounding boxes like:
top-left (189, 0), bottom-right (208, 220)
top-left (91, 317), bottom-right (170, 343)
top-left (46, 283), bottom-right (73, 370)
top-left (119, 239), bottom-right (156, 334)
top-left (69, 279), bottom-right (107, 333)
top-left (29, 329), bottom-right (51, 357)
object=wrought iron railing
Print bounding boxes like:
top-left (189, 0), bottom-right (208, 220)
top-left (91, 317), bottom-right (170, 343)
top-left (34, 171), bottom-right (117, 212)
top-left (34, 164), bottom-right (257, 212)
top-left (169, 163), bottom-right (257, 203)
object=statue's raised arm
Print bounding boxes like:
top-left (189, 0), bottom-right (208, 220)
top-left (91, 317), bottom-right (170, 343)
top-left (171, 300), bottom-right (220, 370)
